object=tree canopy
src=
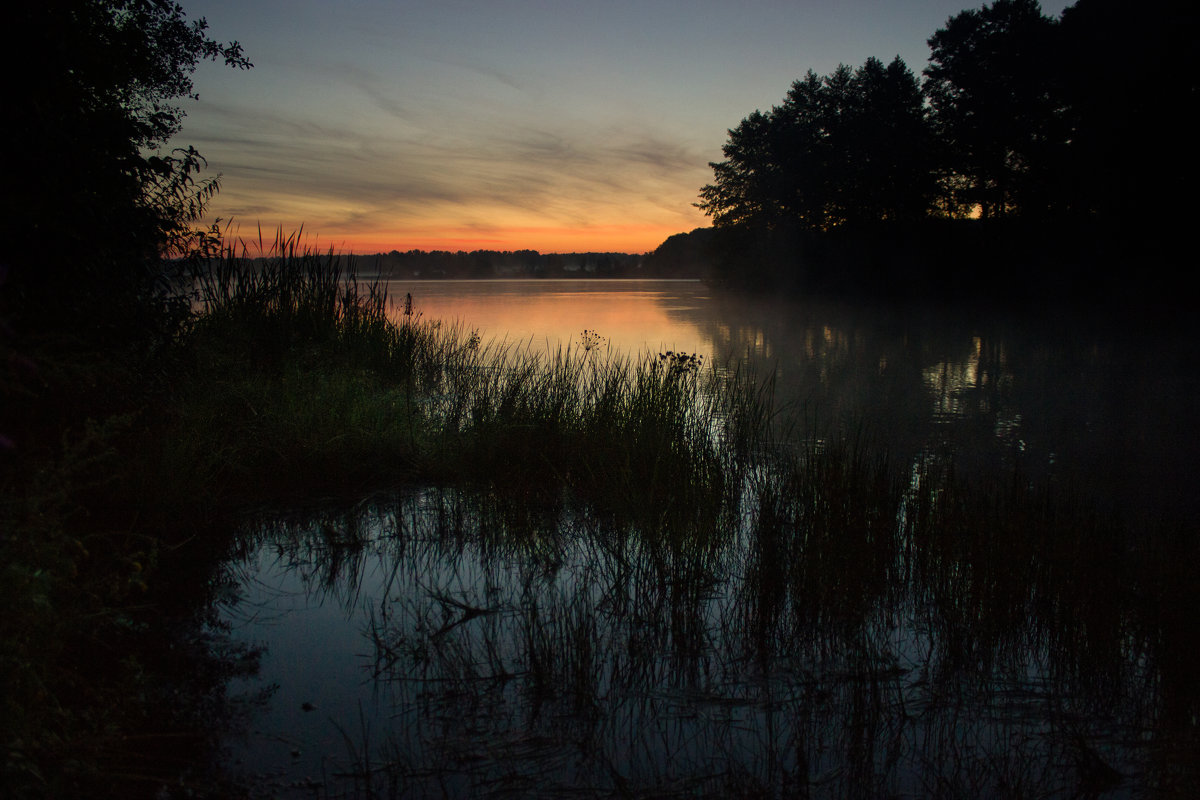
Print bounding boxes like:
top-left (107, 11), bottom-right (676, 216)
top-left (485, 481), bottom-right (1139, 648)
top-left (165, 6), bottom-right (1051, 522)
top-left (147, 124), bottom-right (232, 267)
top-left (699, 0), bottom-right (1197, 295)
top-left (699, 56), bottom-right (934, 232)
top-left (924, 0), bottom-right (1061, 219)
top-left (2, 0), bottom-right (251, 339)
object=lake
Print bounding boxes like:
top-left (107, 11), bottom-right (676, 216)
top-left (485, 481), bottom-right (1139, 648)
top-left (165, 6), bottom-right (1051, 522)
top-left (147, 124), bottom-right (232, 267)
top-left (217, 279), bottom-right (1198, 797)
top-left (384, 279), bottom-right (1196, 521)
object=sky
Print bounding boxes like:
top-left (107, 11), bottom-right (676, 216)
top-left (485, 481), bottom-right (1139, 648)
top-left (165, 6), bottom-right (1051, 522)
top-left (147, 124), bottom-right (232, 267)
top-left (181, 0), bottom-right (1074, 255)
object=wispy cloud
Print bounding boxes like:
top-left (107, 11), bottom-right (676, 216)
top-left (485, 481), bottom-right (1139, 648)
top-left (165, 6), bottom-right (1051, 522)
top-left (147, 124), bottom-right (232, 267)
top-left (188, 90), bottom-right (711, 251)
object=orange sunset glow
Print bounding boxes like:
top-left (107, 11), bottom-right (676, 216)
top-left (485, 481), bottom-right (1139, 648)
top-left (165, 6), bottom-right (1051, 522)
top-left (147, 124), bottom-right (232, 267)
top-left (219, 216), bottom-right (704, 256)
top-left (325, 221), bottom-right (703, 256)
top-left (187, 1), bottom-right (1073, 255)
top-left (185, 0), bottom-right (1077, 255)
top-left (207, 164), bottom-right (713, 254)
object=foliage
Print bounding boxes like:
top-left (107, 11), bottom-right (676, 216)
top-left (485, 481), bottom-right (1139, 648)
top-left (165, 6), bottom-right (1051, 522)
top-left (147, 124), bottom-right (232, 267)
top-left (1054, 0), bottom-right (1197, 228)
top-left (698, 56), bottom-right (934, 232)
top-left (0, 3), bottom-right (257, 794)
top-left (0, 412), bottom-right (266, 799)
top-left (923, 0), bottom-right (1062, 219)
top-left (1, 0), bottom-right (251, 342)
top-left (699, 0), bottom-right (1199, 293)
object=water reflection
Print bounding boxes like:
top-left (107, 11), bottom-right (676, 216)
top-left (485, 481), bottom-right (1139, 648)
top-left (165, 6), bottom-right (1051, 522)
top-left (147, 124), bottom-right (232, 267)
top-left (688, 291), bottom-right (1197, 524)
top-left (221, 480), bottom-right (1196, 798)
top-left (379, 280), bottom-right (1199, 525)
top-left (213, 280), bottom-right (1198, 796)
top-left (383, 279), bottom-right (712, 359)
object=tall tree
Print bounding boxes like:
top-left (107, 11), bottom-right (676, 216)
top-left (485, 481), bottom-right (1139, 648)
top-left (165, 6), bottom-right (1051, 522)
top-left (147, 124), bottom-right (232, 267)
top-left (837, 56), bottom-right (937, 224)
top-left (699, 56), bottom-right (934, 233)
top-left (923, 0), bottom-right (1061, 219)
top-left (1055, 0), bottom-right (1197, 229)
top-left (697, 109), bottom-right (792, 229)
top-left (1, 1), bottom-right (251, 340)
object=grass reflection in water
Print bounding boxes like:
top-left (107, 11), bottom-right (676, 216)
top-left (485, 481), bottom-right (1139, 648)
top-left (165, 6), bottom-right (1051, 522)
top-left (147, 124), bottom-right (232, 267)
top-left (229, 455), bottom-right (1196, 799)
top-left (185, 249), bottom-right (1193, 797)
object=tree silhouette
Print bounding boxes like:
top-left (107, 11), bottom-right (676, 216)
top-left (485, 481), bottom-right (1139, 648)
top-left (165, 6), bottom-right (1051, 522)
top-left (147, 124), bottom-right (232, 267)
top-left (698, 0), bottom-right (1196, 298)
top-left (1055, 0), bottom-right (1197, 229)
top-left (699, 56), bottom-right (934, 234)
top-left (697, 110), bottom-right (788, 229)
top-left (829, 57), bottom-right (937, 224)
top-left (2, 1), bottom-right (251, 341)
top-left (923, 0), bottom-right (1061, 219)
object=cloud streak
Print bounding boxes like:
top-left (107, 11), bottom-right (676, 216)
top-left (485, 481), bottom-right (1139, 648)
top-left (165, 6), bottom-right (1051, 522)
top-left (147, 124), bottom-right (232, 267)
top-left (182, 0), bottom-right (1076, 252)
top-left (189, 90), bottom-right (713, 251)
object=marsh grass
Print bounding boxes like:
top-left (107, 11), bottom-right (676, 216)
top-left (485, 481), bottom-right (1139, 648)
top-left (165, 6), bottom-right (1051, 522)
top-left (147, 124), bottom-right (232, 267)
top-left (7, 237), bottom-right (1195, 797)
top-left (149, 237), bottom-right (775, 527)
top-left (176, 246), bottom-right (1195, 736)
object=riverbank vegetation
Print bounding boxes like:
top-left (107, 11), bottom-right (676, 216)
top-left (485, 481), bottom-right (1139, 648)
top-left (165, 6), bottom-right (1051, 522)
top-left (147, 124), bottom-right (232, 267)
top-left (5, 240), bottom-right (1198, 796)
top-left (1, 230), bottom-right (769, 795)
top-left (697, 0), bottom-right (1197, 302)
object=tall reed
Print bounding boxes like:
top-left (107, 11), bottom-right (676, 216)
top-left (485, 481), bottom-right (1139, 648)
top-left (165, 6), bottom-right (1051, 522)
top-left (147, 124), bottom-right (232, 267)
top-left (131, 237), bottom-right (1195, 795)
top-left (158, 240), bottom-right (779, 525)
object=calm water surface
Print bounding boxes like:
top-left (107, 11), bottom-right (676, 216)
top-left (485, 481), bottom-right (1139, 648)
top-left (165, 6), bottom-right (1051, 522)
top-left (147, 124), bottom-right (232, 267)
top-left (387, 279), bottom-right (1195, 520)
top-left (384, 279), bottom-right (713, 358)
top-left (217, 280), bottom-right (1198, 797)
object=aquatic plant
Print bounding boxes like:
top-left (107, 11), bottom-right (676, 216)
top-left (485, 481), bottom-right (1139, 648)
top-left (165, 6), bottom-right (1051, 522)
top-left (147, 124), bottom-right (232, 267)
top-left (9, 234), bottom-right (1195, 798)
top-left (232, 466), bottom-right (1197, 798)
top-left (150, 240), bottom-right (779, 529)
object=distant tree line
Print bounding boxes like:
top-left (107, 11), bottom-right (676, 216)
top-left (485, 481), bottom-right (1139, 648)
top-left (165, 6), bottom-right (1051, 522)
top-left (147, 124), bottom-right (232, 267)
top-left (698, 0), bottom-right (1196, 303)
top-left (326, 248), bottom-right (699, 279)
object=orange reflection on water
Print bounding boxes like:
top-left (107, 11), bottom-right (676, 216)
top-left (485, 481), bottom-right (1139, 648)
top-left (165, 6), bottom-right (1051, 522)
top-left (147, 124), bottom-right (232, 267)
top-left (383, 279), bottom-right (712, 359)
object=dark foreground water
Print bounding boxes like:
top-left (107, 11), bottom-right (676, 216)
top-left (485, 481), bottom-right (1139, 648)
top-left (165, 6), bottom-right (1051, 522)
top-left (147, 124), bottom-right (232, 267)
top-left (208, 281), bottom-right (1197, 797)
top-left (218, 486), bottom-right (1195, 798)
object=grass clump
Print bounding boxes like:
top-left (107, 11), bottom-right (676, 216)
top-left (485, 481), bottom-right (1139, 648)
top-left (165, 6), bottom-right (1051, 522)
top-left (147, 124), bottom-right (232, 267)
top-left (144, 234), bottom-right (772, 528)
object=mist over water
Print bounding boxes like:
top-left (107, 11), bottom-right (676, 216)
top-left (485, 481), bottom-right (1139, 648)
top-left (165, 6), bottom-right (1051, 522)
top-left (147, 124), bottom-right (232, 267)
top-left (385, 279), bottom-right (1197, 522)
